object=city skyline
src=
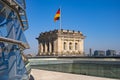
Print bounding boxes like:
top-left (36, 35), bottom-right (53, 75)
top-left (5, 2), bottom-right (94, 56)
top-left (24, 0), bottom-right (120, 55)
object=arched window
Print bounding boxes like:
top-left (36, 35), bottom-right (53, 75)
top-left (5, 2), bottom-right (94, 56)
top-left (63, 42), bottom-right (66, 50)
top-left (75, 43), bottom-right (78, 50)
top-left (69, 42), bottom-right (72, 50)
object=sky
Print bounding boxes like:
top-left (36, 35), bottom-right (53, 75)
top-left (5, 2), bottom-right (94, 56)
top-left (24, 0), bottom-right (120, 55)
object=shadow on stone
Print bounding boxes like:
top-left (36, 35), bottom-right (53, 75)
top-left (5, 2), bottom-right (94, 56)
top-left (29, 74), bottom-right (34, 80)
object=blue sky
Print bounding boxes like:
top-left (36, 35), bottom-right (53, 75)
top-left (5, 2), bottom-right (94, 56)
top-left (24, 0), bottom-right (120, 54)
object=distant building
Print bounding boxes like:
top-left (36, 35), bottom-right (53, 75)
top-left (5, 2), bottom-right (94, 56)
top-left (94, 50), bottom-right (105, 56)
top-left (36, 29), bottom-right (85, 56)
top-left (89, 48), bottom-right (92, 56)
top-left (106, 50), bottom-right (116, 56)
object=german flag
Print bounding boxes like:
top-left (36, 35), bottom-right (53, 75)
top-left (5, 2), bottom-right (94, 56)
top-left (54, 8), bottom-right (60, 22)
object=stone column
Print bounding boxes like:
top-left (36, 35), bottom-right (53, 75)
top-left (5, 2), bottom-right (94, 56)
top-left (79, 39), bottom-right (84, 54)
top-left (73, 39), bottom-right (75, 51)
top-left (57, 37), bottom-right (62, 54)
top-left (51, 42), bottom-right (54, 53)
top-left (40, 43), bottom-right (43, 53)
top-left (45, 43), bottom-right (47, 53)
top-left (54, 40), bottom-right (57, 55)
top-left (49, 42), bottom-right (52, 53)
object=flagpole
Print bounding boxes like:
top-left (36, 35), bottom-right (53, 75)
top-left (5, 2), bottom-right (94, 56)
top-left (60, 6), bottom-right (62, 30)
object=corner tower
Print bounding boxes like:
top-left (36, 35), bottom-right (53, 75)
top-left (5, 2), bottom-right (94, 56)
top-left (36, 29), bottom-right (85, 56)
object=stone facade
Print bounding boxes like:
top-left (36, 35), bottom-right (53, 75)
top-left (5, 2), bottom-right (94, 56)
top-left (36, 29), bottom-right (85, 56)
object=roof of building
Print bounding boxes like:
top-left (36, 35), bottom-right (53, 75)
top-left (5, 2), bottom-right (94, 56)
top-left (36, 29), bottom-right (85, 40)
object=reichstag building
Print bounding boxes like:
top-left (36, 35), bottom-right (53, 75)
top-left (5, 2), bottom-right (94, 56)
top-left (36, 29), bottom-right (85, 56)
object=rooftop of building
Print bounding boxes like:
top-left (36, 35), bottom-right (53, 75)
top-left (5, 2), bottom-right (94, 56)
top-left (31, 69), bottom-right (115, 80)
top-left (37, 29), bottom-right (85, 39)
top-left (40, 29), bottom-right (83, 34)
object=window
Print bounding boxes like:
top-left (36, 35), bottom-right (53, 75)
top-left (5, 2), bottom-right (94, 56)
top-left (63, 42), bottom-right (66, 50)
top-left (69, 42), bottom-right (72, 50)
top-left (75, 43), bottom-right (78, 50)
